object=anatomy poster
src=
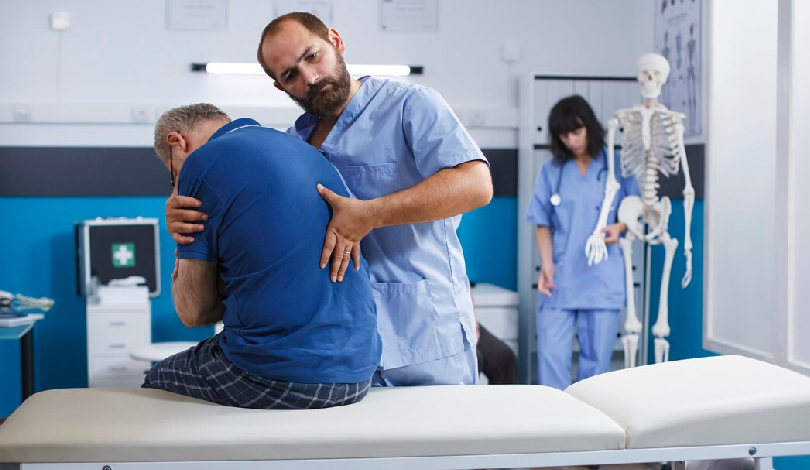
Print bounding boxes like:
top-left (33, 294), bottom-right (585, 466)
top-left (655, 0), bottom-right (702, 138)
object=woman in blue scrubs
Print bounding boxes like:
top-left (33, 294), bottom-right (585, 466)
top-left (526, 95), bottom-right (639, 390)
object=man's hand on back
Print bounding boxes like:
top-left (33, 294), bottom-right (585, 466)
top-left (317, 184), bottom-right (377, 282)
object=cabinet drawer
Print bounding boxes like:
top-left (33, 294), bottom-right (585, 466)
top-left (90, 356), bottom-right (151, 376)
top-left (88, 313), bottom-right (149, 354)
top-left (92, 336), bottom-right (150, 356)
top-left (88, 313), bottom-right (146, 334)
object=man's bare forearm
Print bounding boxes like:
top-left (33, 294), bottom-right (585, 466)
top-left (173, 259), bottom-right (225, 327)
top-left (369, 160), bottom-right (492, 227)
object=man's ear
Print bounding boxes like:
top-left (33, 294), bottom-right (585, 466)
top-left (167, 131), bottom-right (188, 153)
top-left (328, 28), bottom-right (345, 54)
top-left (273, 81), bottom-right (284, 91)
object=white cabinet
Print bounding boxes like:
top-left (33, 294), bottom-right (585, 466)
top-left (86, 286), bottom-right (151, 388)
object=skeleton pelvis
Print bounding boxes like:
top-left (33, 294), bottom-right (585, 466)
top-left (618, 196), bottom-right (672, 243)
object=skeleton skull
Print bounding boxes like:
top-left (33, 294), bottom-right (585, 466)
top-left (636, 53), bottom-right (671, 99)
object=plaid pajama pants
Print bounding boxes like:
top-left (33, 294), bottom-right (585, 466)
top-left (142, 334), bottom-right (372, 409)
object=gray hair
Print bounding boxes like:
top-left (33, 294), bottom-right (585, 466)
top-left (153, 103), bottom-right (231, 163)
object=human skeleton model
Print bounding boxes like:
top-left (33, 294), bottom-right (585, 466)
top-left (584, 53), bottom-right (695, 367)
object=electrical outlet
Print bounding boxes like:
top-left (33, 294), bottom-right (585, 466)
top-left (12, 105), bottom-right (32, 122)
top-left (131, 106), bottom-right (151, 123)
top-left (501, 42), bottom-right (520, 63)
top-left (468, 110), bottom-right (487, 127)
top-left (50, 12), bottom-right (70, 31)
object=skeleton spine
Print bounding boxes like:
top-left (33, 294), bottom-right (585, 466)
top-left (642, 152), bottom-right (659, 207)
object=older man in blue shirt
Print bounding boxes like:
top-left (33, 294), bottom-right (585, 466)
top-left (166, 13), bottom-right (493, 386)
top-left (149, 104), bottom-right (381, 408)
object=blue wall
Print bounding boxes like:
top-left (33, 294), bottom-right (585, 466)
top-left (0, 197), bottom-right (214, 417)
top-left (457, 197), bottom-right (518, 291)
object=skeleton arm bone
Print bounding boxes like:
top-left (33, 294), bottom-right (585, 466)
top-left (585, 117), bottom-right (621, 265)
top-left (673, 119), bottom-right (694, 287)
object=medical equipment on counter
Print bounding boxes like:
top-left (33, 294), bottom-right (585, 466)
top-left (0, 290), bottom-right (54, 327)
top-left (0, 290), bottom-right (54, 313)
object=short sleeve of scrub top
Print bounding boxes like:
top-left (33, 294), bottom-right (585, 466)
top-left (402, 86), bottom-right (486, 178)
top-left (526, 161), bottom-right (556, 228)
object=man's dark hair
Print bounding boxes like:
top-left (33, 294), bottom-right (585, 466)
top-left (256, 12), bottom-right (331, 80)
top-left (547, 94), bottom-right (605, 164)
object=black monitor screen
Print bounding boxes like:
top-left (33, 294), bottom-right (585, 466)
top-left (87, 223), bottom-right (159, 295)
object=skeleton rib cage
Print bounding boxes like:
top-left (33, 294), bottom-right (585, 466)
top-left (618, 106), bottom-right (685, 207)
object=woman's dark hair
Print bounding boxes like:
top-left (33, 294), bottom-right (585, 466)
top-left (547, 95), bottom-right (605, 164)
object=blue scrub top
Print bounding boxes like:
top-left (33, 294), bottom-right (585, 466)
top-left (289, 77), bottom-right (488, 369)
top-left (525, 148), bottom-right (640, 310)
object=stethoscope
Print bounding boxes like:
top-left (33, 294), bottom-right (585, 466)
top-left (550, 148), bottom-right (608, 207)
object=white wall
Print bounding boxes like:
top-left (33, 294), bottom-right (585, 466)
top-left (789, 0), bottom-right (810, 370)
top-left (705, 0), bottom-right (810, 375)
top-left (704, 0), bottom-right (778, 358)
top-left (0, 0), bottom-right (653, 147)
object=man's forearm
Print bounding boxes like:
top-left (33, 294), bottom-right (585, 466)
top-left (172, 282), bottom-right (224, 327)
top-left (172, 259), bottom-right (225, 328)
top-left (369, 160), bottom-right (492, 227)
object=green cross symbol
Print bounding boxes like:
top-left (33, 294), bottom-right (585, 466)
top-left (112, 243), bottom-right (136, 268)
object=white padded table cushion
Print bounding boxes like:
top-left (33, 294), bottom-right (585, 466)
top-left (566, 355), bottom-right (810, 449)
top-left (0, 385), bottom-right (625, 463)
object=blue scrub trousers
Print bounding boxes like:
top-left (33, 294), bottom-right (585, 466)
top-left (536, 307), bottom-right (620, 390)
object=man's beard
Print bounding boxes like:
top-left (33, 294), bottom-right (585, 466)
top-left (288, 53), bottom-right (352, 118)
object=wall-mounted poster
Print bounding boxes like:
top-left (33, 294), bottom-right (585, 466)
top-left (655, 0), bottom-right (702, 138)
top-left (380, 0), bottom-right (438, 32)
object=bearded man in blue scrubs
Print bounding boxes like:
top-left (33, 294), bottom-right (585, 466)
top-left (147, 103), bottom-right (381, 408)
top-left (165, 13), bottom-right (493, 386)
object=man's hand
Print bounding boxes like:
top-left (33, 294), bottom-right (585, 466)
top-left (601, 222), bottom-right (626, 245)
top-left (165, 186), bottom-right (207, 245)
top-left (317, 183), bottom-right (377, 282)
top-left (538, 264), bottom-right (556, 297)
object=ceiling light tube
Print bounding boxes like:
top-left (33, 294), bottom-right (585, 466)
top-left (191, 63), bottom-right (423, 77)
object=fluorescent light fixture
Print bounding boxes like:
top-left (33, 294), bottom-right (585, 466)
top-left (191, 63), bottom-right (423, 77)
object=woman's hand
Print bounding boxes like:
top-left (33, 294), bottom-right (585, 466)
top-left (538, 264), bottom-right (556, 297)
top-left (601, 222), bottom-right (627, 245)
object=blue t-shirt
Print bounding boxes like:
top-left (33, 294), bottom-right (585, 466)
top-left (177, 118), bottom-right (381, 384)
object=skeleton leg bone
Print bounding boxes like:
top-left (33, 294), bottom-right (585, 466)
top-left (618, 198), bottom-right (645, 368)
top-left (652, 201), bottom-right (678, 364)
top-left (619, 234), bottom-right (640, 368)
